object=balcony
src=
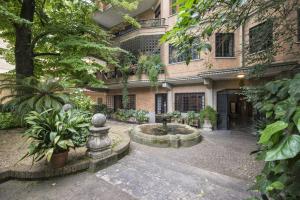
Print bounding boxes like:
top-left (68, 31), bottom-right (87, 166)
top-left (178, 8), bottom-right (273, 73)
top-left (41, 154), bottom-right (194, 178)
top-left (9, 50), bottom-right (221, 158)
top-left (114, 18), bottom-right (166, 37)
top-left (93, 0), bottom-right (158, 28)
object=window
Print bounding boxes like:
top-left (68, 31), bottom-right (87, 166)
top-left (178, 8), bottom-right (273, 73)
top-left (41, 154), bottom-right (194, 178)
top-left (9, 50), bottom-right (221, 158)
top-left (113, 95), bottom-right (136, 111)
top-left (215, 33), bottom-right (235, 57)
top-left (170, 0), bottom-right (178, 15)
top-left (298, 8), bottom-right (300, 41)
top-left (155, 5), bottom-right (161, 19)
top-left (175, 93), bottom-right (205, 112)
top-left (169, 41), bottom-right (200, 64)
top-left (249, 21), bottom-right (273, 53)
top-left (106, 95), bottom-right (114, 109)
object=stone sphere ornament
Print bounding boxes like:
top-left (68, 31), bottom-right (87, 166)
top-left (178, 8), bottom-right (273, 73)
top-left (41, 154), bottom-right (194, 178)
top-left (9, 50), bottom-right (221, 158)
top-left (91, 113), bottom-right (106, 127)
top-left (62, 104), bottom-right (73, 112)
top-left (87, 113), bottom-right (112, 160)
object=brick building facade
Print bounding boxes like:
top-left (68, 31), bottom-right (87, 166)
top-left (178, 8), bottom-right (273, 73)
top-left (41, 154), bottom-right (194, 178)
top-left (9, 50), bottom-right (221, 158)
top-left (88, 0), bottom-right (300, 129)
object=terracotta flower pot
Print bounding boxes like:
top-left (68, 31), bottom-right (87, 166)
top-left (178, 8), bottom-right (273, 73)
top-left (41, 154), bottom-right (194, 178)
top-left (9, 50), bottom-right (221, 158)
top-left (51, 151), bottom-right (68, 168)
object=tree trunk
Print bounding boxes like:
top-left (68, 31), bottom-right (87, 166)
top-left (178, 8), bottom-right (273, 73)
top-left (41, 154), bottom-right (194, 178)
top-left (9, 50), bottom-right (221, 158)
top-left (15, 0), bottom-right (35, 79)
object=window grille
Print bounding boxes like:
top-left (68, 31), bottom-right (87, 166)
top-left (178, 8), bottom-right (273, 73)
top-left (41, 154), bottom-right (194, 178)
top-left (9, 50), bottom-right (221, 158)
top-left (175, 93), bottom-right (205, 112)
top-left (249, 21), bottom-right (273, 53)
top-left (169, 41), bottom-right (200, 64)
top-left (113, 95), bottom-right (136, 110)
top-left (106, 96), bottom-right (114, 109)
top-left (215, 33), bottom-right (235, 57)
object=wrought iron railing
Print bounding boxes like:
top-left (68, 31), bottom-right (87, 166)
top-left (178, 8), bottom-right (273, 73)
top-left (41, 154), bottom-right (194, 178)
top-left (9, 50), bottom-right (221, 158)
top-left (114, 18), bottom-right (166, 37)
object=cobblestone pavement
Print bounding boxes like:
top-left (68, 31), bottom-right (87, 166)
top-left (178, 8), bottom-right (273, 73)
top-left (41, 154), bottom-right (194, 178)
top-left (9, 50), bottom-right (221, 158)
top-left (0, 121), bottom-right (262, 200)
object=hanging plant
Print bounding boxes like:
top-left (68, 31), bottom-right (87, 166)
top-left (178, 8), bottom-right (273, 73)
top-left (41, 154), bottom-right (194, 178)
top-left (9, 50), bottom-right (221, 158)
top-left (136, 54), bottom-right (165, 87)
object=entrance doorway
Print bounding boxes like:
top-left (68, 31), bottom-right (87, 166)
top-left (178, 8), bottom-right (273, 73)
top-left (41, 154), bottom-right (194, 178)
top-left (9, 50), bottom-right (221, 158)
top-left (217, 89), bottom-right (253, 130)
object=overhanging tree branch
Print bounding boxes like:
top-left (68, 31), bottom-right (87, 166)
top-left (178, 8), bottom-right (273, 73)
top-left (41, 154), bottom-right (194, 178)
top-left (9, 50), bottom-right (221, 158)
top-left (33, 52), bottom-right (60, 57)
top-left (31, 31), bottom-right (52, 49)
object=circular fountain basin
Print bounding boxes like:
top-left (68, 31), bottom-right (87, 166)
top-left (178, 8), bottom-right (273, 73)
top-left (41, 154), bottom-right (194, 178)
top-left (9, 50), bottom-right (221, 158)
top-left (129, 123), bottom-right (201, 148)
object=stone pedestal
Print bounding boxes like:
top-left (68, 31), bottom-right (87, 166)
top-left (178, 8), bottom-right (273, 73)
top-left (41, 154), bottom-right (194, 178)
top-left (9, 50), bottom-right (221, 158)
top-left (86, 114), bottom-right (112, 159)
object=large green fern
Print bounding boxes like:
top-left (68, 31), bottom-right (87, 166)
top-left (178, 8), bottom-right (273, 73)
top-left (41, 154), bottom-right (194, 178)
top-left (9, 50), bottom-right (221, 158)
top-left (0, 76), bottom-right (69, 118)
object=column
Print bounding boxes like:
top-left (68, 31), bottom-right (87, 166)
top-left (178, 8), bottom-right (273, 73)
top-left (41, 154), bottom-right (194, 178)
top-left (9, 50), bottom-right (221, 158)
top-left (167, 89), bottom-right (173, 112)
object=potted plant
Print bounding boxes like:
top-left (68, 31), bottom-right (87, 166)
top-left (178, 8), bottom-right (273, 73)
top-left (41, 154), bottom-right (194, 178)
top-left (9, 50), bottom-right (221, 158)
top-left (199, 106), bottom-right (217, 131)
top-left (21, 109), bottom-right (90, 168)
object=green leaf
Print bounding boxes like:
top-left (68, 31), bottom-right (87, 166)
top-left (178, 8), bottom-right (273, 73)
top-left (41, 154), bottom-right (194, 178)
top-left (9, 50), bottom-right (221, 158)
top-left (262, 103), bottom-right (273, 112)
top-left (65, 139), bottom-right (74, 147)
top-left (266, 111), bottom-right (273, 118)
top-left (267, 181), bottom-right (285, 191)
top-left (45, 148), bottom-right (54, 162)
top-left (67, 128), bottom-right (77, 133)
top-left (272, 162), bottom-right (286, 174)
top-left (292, 109), bottom-right (300, 129)
top-left (49, 132), bottom-right (57, 143)
top-left (259, 121), bottom-right (288, 144)
top-left (265, 135), bottom-right (300, 161)
top-left (57, 140), bottom-right (68, 149)
top-left (54, 135), bottom-right (61, 144)
top-left (265, 81), bottom-right (283, 94)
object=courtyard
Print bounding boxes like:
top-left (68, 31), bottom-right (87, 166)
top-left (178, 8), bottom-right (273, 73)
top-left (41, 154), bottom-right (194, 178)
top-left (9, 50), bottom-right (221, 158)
top-left (0, 121), bottom-right (262, 200)
top-left (1, 0), bottom-right (299, 199)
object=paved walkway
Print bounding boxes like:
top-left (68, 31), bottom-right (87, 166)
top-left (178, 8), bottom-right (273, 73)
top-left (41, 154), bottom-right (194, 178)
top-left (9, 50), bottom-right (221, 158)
top-left (0, 121), bottom-right (262, 200)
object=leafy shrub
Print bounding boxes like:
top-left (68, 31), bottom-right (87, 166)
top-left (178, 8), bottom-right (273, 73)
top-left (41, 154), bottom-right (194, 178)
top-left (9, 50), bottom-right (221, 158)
top-left (92, 104), bottom-right (114, 116)
top-left (114, 109), bottom-right (149, 123)
top-left (199, 106), bottom-right (217, 126)
top-left (134, 110), bottom-right (149, 123)
top-left (115, 109), bottom-right (135, 121)
top-left (136, 54), bottom-right (165, 87)
top-left (243, 74), bottom-right (300, 200)
top-left (70, 89), bottom-right (94, 111)
top-left (167, 111), bottom-right (182, 122)
top-left (186, 111), bottom-right (199, 126)
top-left (0, 112), bottom-right (19, 129)
top-left (21, 109), bottom-right (91, 163)
top-left (0, 77), bottom-right (69, 119)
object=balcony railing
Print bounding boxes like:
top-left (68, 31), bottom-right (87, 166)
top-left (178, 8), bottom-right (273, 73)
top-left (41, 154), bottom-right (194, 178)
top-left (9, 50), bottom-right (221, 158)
top-left (114, 18), bottom-right (166, 37)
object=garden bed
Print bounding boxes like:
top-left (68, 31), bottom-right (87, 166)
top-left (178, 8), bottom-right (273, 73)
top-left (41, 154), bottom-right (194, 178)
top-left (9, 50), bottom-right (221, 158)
top-left (0, 127), bottom-right (130, 182)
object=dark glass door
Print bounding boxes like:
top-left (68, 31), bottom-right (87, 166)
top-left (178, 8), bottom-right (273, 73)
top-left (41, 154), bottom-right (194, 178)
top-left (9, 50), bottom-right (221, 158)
top-left (217, 91), bottom-right (229, 130)
top-left (155, 94), bottom-right (167, 114)
top-left (114, 95), bottom-right (123, 112)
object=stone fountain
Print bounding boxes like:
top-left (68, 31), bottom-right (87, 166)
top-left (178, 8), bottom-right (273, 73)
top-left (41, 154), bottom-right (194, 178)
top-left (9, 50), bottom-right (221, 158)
top-left (129, 115), bottom-right (202, 148)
